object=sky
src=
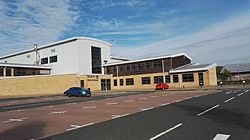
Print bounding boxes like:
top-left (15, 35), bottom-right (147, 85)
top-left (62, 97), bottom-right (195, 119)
top-left (0, 0), bottom-right (250, 65)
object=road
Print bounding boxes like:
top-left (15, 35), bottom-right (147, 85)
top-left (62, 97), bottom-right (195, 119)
top-left (43, 89), bottom-right (250, 140)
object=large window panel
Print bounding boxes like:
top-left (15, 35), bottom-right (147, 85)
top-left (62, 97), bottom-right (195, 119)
top-left (142, 77), bottom-right (151, 85)
top-left (154, 76), bottom-right (163, 84)
top-left (91, 46), bottom-right (102, 74)
top-left (182, 73), bottom-right (194, 82)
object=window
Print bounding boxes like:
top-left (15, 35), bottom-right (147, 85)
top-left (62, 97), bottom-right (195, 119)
top-left (119, 66), bottom-right (124, 72)
top-left (142, 77), bottom-right (151, 85)
top-left (138, 64), bottom-right (143, 70)
top-left (41, 57), bottom-right (48, 64)
top-left (27, 55), bottom-right (31, 58)
top-left (131, 64), bottom-right (137, 71)
top-left (0, 68), bottom-right (3, 76)
top-left (114, 79), bottom-right (117, 86)
top-left (91, 46), bottom-right (102, 74)
top-left (112, 67), bottom-right (117, 72)
top-left (126, 78), bottom-right (134, 85)
top-left (154, 76), bottom-right (163, 84)
top-left (31, 69), bottom-right (36, 75)
top-left (15, 69), bottom-right (26, 76)
top-left (153, 61), bottom-right (162, 69)
top-left (49, 55), bottom-right (58, 63)
top-left (126, 65), bottom-right (131, 72)
top-left (120, 79), bottom-right (124, 86)
top-left (173, 75), bottom-right (179, 83)
top-left (6, 68), bottom-right (11, 76)
top-left (51, 49), bottom-right (56, 53)
top-left (165, 75), bottom-right (171, 83)
top-left (145, 63), bottom-right (151, 70)
top-left (182, 73), bottom-right (194, 82)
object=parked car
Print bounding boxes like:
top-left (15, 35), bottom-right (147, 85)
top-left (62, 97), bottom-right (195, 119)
top-left (64, 87), bottom-right (91, 97)
top-left (155, 83), bottom-right (169, 90)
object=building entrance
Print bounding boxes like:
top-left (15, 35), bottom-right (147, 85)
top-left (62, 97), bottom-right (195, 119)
top-left (101, 79), bottom-right (111, 90)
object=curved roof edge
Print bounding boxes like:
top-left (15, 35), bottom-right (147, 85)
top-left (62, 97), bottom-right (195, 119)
top-left (104, 53), bottom-right (192, 66)
top-left (170, 63), bottom-right (217, 73)
top-left (0, 37), bottom-right (112, 60)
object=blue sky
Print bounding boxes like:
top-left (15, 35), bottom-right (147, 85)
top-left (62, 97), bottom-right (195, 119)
top-left (0, 0), bottom-right (250, 65)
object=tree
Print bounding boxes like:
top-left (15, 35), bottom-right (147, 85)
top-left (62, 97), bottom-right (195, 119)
top-left (218, 69), bottom-right (231, 83)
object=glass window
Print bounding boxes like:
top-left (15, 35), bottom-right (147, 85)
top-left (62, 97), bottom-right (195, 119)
top-left (126, 65), bottom-right (131, 72)
top-left (49, 55), bottom-right (57, 63)
top-left (6, 68), bottom-right (11, 76)
top-left (15, 69), bottom-right (26, 76)
top-left (142, 77), bottom-right (151, 85)
top-left (114, 79), bottom-right (117, 86)
top-left (0, 68), bottom-right (4, 76)
top-left (41, 57), bottom-right (48, 64)
top-left (119, 66), bottom-right (124, 72)
top-left (32, 69), bottom-right (36, 75)
top-left (165, 75), bottom-right (171, 83)
top-left (173, 75), bottom-right (179, 83)
top-left (138, 64), bottom-right (143, 70)
top-left (91, 46), bottom-right (102, 74)
top-left (126, 78), bottom-right (134, 85)
top-left (145, 63), bottom-right (151, 70)
top-left (131, 64), bottom-right (137, 71)
top-left (182, 73), bottom-right (194, 82)
top-left (153, 61), bottom-right (162, 69)
top-left (120, 79), bottom-right (124, 86)
top-left (154, 76), bottom-right (163, 84)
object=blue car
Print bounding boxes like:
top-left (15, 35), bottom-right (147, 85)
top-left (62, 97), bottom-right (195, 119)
top-left (64, 87), bottom-right (91, 97)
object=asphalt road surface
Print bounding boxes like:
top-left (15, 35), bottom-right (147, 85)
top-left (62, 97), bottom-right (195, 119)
top-left (43, 88), bottom-right (250, 140)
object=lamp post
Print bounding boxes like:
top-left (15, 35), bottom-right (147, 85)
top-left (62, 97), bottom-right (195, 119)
top-left (104, 60), bottom-right (108, 93)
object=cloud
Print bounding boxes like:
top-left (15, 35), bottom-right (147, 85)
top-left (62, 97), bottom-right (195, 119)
top-left (0, 0), bottom-right (78, 56)
top-left (112, 10), bottom-right (250, 65)
top-left (82, 0), bottom-right (155, 10)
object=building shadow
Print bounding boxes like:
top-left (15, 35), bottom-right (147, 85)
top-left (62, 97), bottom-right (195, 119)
top-left (0, 121), bottom-right (46, 140)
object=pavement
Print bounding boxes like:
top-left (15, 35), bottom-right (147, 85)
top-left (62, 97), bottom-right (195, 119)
top-left (0, 88), bottom-right (249, 140)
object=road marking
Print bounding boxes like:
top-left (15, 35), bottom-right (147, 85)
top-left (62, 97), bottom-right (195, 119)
top-left (139, 97), bottom-right (148, 100)
top-left (224, 97), bottom-right (235, 103)
top-left (245, 90), bottom-right (249, 93)
top-left (151, 96), bottom-right (158, 98)
top-left (237, 92), bottom-right (244, 96)
top-left (161, 95), bottom-right (168, 97)
top-left (213, 134), bottom-right (230, 140)
top-left (67, 102), bottom-right (77, 105)
top-left (150, 123), bottom-right (183, 140)
top-left (67, 123), bottom-right (94, 131)
top-left (112, 113), bottom-right (130, 119)
top-left (184, 97), bottom-right (192, 100)
top-left (140, 107), bottom-right (154, 111)
top-left (225, 92), bottom-right (231, 95)
top-left (1, 117), bottom-right (29, 124)
top-left (197, 104), bottom-right (220, 116)
top-left (49, 110), bottom-right (67, 115)
top-left (160, 103), bottom-right (170, 106)
top-left (82, 106), bottom-right (96, 109)
top-left (106, 102), bottom-right (118, 105)
top-left (175, 99), bottom-right (182, 103)
top-left (124, 100), bottom-right (134, 103)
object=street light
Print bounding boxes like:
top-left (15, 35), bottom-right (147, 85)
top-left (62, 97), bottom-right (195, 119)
top-left (104, 60), bottom-right (108, 93)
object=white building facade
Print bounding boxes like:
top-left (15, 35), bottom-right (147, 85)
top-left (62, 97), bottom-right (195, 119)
top-left (0, 37), bottom-right (112, 75)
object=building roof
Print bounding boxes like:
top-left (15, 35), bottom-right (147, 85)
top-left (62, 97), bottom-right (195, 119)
top-left (110, 56), bottom-right (130, 61)
top-left (0, 62), bottom-right (52, 69)
top-left (104, 53), bottom-right (192, 66)
top-left (223, 63), bottom-right (250, 73)
top-left (0, 37), bottom-right (112, 60)
top-left (170, 63), bottom-right (217, 73)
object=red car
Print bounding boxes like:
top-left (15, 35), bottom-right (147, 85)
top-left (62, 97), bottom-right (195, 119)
top-left (155, 83), bottom-right (169, 90)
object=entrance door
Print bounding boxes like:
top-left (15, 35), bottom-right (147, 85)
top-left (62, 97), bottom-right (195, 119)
top-left (80, 80), bottom-right (84, 87)
top-left (101, 79), bottom-right (111, 90)
top-left (198, 73), bottom-right (204, 86)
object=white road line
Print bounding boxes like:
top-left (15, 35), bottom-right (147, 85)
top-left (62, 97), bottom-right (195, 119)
top-left (9, 109), bottom-right (25, 112)
top-left (49, 110), bottom-right (67, 115)
top-left (151, 96), bottom-right (158, 98)
top-left (123, 100), bottom-right (134, 103)
top-left (139, 97), bottom-right (148, 100)
top-left (237, 93), bottom-right (244, 96)
top-left (225, 92), bottom-right (231, 95)
top-left (184, 97), bottom-right (192, 100)
top-left (150, 123), bottom-right (183, 140)
top-left (213, 134), bottom-right (230, 140)
top-left (106, 102), bottom-right (118, 105)
top-left (140, 107), bottom-right (154, 111)
top-left (1, 117), bottom-right (29, 124)
top-left (245, 90), bottom-right (249, 93)
top-left (197, 104), bottom-right (220, 116)
top-left (160, 103), bottom-right (170, 106)
top-left (224, 97), bottom-right (235, 103)
top-left (82, 106), bottom-right (96, 109)
top-left (66, 123), bottom-right (94, 131)
top-left (175, 99), bottom-right (182, 103)
top-left (112, 113), bottom-right (130, 119)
